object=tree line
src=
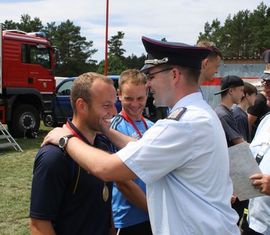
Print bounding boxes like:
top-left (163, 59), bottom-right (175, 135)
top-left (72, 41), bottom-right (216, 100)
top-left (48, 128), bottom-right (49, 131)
top-left (3, 15), bottom-right (145, 76)
top-left (198, 2), bottom-right (270, 58)
top-left (2, 2), bottom-right (270, 76)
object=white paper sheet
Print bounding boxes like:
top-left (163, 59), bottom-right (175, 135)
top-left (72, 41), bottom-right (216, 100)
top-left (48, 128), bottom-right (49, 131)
top-left (229, 142), bottom-right (264, 201)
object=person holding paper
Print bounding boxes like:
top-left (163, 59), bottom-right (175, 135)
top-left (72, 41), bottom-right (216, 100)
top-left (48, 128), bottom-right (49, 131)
top-left (247, 53), bottom-right (270, 140)
top-left (250, 173), bottom-right (270, 196)
top-left (242, 113), bottom-right (270, 235)
top-left (214, 75), bottom-right (246, 224)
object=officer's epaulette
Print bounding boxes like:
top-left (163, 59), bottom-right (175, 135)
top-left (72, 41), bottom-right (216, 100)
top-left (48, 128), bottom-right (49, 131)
top-left (166, 107), bottom-right (187, 121)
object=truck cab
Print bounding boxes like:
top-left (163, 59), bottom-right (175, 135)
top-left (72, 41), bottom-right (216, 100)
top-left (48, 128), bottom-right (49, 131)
top-left (0, 26), bottom-right (56, 137)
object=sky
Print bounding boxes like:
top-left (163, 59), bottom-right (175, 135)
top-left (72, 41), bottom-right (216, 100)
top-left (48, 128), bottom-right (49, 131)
top-left (0, 0), bottom-right (269, 62)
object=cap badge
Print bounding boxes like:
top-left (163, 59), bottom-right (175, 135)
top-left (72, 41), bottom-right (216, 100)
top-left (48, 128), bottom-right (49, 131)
top-left (145, 57), bottom-right (168, 65)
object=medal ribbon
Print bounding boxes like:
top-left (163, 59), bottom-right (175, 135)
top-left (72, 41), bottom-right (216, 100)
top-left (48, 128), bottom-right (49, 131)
top-left (66, 120), bottom-right (109, 201)
top-left (66, 121), bottom-right (84, 141)
top-left (121, 110), bottom-right (148, 138)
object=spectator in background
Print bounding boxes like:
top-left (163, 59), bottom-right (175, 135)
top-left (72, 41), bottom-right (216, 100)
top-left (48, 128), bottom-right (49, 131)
top-left (247, 70), bottom-right (270, 139)
top-left (233, 82), bottom-right (257, 143)
top-left (242, 113), bottom-right (270, 235)
top-left (215, 75), bottom-right (245, 147)
top-left (197, 40), bottom-right (222, 85)
top-left (232, 82), bottom-right (257, 232)
top-left (111, 69), bottom-right (153, 235)
top-left (214, 75), bottom-right (245, 225)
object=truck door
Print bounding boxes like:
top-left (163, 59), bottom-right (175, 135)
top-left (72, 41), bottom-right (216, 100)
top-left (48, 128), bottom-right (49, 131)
top-left (2, 38), bottom-right (29, 88)
top-left (22, 44), bottom-right (55, 92)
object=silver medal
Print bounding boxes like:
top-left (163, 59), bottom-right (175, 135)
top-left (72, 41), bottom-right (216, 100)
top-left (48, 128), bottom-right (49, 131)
top-left (103, 183), bottom-right (109, 202)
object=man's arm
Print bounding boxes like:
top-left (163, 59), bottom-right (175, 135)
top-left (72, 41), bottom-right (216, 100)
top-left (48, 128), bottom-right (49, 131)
top-left (110, 213), bottom-right (116, 235)
top-left (116, 180), bottom-right (148, 212)
top-left (231, 137), bottom-right (244, 145)
top-left (248, 113), bottom-right (257, 130)
top-left (250, 173), bottom-right (270, 195)
top-left (30, 219), bottom-right (56, 235)
top-left (102, 128), bottom-right (135, 149)
top-left (42, 127), bottom-right (137, 181)
top-left (66, 136), bottom-right (136, 182)
top-left (43, 126), bottom-right (135, 150)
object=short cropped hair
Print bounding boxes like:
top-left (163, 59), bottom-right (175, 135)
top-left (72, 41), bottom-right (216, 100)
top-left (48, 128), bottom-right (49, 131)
top-left (71, 72), bottom-right (113, 113)
top-left (242, 82), bottom-right (257, 100)
top-left (118, 69), bottom-right (147, 92)
top-left (181, 67), bottom-right (201, 85)
top-left (197, 40), bottom-right (222, 59)
top-left (144, 64), bottom-right (200, 86)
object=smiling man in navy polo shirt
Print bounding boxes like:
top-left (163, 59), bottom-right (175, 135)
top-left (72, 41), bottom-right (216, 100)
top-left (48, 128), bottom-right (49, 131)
top-left (29, 72), bottom-right (117, 235)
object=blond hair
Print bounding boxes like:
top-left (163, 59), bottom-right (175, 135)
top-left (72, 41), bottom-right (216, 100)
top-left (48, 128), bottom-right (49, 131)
top-left (197, 40), bottom-right (222, 58)
top-left (118, 69), bottom-right (147, 92)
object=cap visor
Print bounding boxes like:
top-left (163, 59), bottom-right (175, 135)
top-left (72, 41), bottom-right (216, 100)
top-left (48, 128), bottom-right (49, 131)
top-left (214, 87), bottom-right (229, 95)
top-left (261, 73), bottom-right (270, 81)
top-left (140, 64), bottom-right (155, 73)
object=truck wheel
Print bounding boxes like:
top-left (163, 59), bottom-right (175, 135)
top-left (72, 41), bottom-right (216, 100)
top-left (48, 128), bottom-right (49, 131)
top-left (9, 104), bottom-right (40, 138)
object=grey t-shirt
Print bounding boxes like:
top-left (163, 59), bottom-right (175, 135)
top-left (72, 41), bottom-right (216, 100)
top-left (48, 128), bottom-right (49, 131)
top-left (215, 104), bottom-right (242, 147)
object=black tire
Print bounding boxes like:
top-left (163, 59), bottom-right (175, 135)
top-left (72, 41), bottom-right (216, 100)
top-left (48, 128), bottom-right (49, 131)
top-left (8, 104), bottom-right (40, 138)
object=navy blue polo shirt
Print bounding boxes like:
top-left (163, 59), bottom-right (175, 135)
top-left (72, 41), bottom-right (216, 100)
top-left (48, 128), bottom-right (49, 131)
top-left (30, 133), bottom-right (114, 235)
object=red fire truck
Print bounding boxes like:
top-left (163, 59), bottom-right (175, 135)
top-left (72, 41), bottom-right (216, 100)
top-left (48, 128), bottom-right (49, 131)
top-left (0, 25), bottom-right (56, 137)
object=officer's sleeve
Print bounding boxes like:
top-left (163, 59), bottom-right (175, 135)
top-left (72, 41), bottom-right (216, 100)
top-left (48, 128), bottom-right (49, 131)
top-left (116, 119), bottom-right (194, 184)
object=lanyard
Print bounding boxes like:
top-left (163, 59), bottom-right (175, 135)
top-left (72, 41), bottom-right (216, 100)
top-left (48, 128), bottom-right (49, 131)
top-left (66, 120), bottom-right (91, 145)
top-left (121, 110), bottom-right (148, 138)
top-left (66, 120), bottom-right (109, 200)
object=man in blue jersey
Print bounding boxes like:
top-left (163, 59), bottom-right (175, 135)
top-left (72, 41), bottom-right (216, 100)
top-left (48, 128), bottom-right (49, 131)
top-left (111, 69), bottom-right (153, 235)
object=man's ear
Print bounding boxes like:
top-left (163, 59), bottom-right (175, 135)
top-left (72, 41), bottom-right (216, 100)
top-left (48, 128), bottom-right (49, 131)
top-left (201, 58), bottom-right (209, 69)
top-left (171, 67), bottom-right (181, 84)
top-left (76, 98), bottom-right (87, 113)
top-left (228, 87), bottom-right (234, 95)
top-left (117, 88), bottom-right (122, 101)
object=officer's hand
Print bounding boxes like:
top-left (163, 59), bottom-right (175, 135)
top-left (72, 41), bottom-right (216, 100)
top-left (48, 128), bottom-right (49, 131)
top-left (231, 194), bottom-right (237, 204)
top-left (41, 125), bottom-right (72, 147)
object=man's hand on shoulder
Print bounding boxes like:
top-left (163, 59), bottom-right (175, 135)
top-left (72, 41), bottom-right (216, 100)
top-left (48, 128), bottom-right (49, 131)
top-left (41, 125), bottom-right (72, 147)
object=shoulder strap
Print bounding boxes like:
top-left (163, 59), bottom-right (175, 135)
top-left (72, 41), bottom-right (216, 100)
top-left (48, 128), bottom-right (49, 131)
top-left (166, 107), bottom-right (187, 121)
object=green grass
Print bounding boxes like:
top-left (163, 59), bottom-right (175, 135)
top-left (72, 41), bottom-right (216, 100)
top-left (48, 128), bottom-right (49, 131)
top-left (0, 125), bottom-right (52, 235)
